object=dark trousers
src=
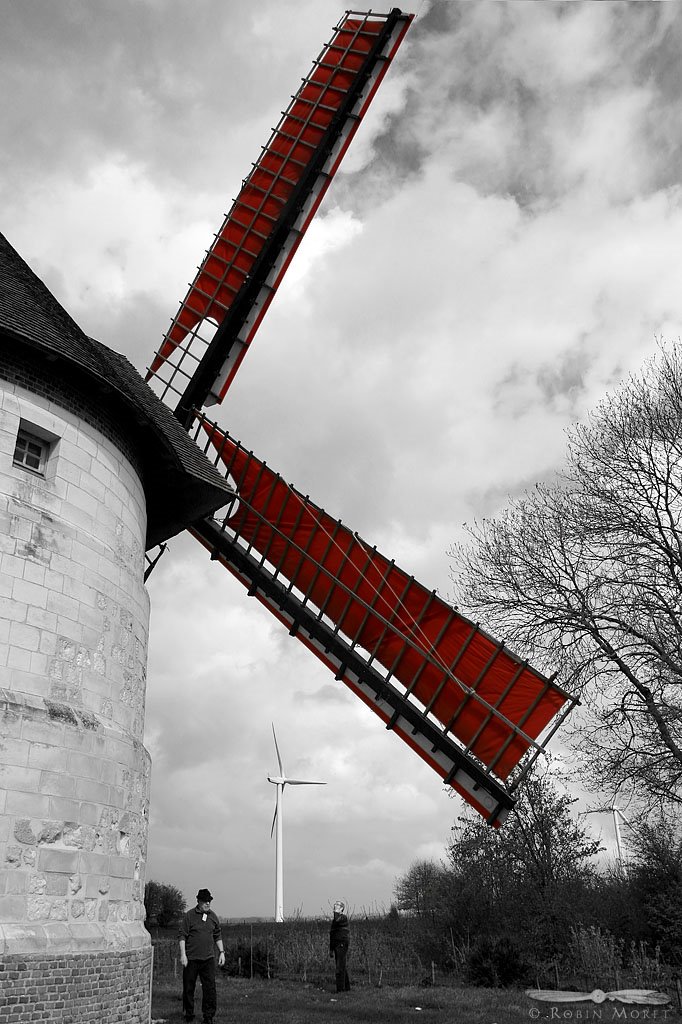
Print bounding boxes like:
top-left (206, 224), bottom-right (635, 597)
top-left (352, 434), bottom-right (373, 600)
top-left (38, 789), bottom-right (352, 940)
top-left (182, 956), bottom-right (216, 1021)
top-left (333, 941), bottom-right (351, 991)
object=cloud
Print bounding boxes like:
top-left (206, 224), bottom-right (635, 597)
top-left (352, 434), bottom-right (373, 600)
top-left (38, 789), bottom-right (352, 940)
top-left (3, 0), bottom-right (682, 917)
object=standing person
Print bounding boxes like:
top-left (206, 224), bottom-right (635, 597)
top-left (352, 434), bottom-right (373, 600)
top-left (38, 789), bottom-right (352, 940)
top-left (329, 899), bottom-right (351, 992)
top-left (178, 887), bottom-right (226, 1024)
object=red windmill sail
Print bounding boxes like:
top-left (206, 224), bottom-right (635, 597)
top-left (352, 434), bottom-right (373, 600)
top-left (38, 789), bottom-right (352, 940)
top-left (141, 8), bottom-right (577, 825)
top-left (190, 417), bottom-right (577, 823)
top-left (146, 9), bottom-right (413, 423)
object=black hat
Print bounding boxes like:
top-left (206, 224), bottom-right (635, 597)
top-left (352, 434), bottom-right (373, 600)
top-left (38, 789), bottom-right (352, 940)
top-left (197, 888), bottom-right (213, 903)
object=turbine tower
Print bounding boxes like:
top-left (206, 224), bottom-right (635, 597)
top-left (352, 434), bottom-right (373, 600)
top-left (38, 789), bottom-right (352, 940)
top-left (609, 804), bottom-right (633, 865)
top-left (267, 724), bottom-right (326, 923)
top-left (586, 804), bottom-right (633, 866)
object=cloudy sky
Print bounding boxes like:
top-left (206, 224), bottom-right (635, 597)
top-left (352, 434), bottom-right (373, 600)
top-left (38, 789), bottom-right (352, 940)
top-left (2, 0), bottom-right (681, 919)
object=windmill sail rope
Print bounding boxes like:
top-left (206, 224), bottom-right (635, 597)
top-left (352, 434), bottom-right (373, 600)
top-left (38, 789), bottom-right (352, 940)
top-left (199, 423), bottom-right (567, 759)
top-left (216, 487), bottom-right (554, 761)
top-left (344, 527), bottom-right (573, 763)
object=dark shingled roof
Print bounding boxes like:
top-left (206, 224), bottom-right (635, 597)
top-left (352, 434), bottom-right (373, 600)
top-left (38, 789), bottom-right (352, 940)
top-left (0, 231), bottom-right (234, 548)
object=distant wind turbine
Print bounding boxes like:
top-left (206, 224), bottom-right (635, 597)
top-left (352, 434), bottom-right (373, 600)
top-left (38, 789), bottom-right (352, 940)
top-left (267, 724), bottom-right (326, 923)
top-left (586, 804), bottom-right (633, 866)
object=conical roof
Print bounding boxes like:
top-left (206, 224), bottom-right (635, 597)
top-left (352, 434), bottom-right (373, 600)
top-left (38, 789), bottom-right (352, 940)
top-left (0, 231), bottom-right (233, 548)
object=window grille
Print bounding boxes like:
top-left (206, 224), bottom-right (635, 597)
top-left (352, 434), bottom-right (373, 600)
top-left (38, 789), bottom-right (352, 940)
top-left (13, 430), bottom-right (48, 474)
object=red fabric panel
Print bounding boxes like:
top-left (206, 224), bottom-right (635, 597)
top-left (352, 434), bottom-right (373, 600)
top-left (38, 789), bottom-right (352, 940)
top-left (202, 425), bottom-right (569, 780)
top-left (190, 521), bottom-right (507, 826)
top-left (148, 16), bottom-right (402, 379)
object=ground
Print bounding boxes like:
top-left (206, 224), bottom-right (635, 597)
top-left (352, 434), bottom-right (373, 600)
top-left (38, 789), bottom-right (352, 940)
top-left (151, 975), bottom-right (682, 1024)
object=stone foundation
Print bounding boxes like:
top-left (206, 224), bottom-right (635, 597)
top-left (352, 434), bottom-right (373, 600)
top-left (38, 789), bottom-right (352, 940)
top-left (0, 688), bottom-right (150, 937)
top-left (0, 943), bottom-right (152, 1023)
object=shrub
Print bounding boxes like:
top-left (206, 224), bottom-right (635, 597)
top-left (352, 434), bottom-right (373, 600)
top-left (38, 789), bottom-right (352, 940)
top-left (568, 925), bottom-right (623, 985)
top-left (144, 881), bottom-right (186, 929)
top-left (627, 940), bottom-right (670, 990)
top-left (464, 936), bottom-right (531, 988)
top-left (222, 940), bottom-right (275, 979)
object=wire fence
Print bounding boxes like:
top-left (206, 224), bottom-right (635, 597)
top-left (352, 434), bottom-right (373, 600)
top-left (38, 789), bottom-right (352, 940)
top-left (152, 920), bottom-right (447, 989)
top-left (151, 920), bottom-right (682, 1008)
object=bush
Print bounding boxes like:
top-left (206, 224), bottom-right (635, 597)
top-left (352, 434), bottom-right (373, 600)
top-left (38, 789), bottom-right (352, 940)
top-left (223, 941), bottom-right (275, 979)
top-left (568, 925), bottom-right (623, 986)
top-left (627, 940), bottom-right (670, 990)
top-left (145, 881), bottom-right (186, 929)
top-left (464, 936), bottom-right (532, 988)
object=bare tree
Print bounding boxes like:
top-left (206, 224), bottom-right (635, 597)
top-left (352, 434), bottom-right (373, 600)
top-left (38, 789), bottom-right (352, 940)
top-left (627, 816), bottom-right (682, 960)
top-left (393, 859), bottom-right (450, 920)
top-left (144, 880), bottom-right (186, 929)
top-left (442, 770), bottom-right (601, 962)
top-left (449, 343), bottom-right (682, 810)
top-left (448, 770), bottom-right (600, 900)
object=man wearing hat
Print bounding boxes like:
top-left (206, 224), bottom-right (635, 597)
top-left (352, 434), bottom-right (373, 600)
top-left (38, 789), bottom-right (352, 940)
top-left (178, 888), bottom-right (226, 1023)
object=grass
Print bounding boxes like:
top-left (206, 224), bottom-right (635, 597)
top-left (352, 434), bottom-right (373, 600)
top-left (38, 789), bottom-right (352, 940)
top-left (151, 974), bottom-right (682, 1024)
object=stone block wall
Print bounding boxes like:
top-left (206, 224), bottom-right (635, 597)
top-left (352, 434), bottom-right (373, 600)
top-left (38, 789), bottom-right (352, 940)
top-left (0, 379), bottom-right (153, 1021)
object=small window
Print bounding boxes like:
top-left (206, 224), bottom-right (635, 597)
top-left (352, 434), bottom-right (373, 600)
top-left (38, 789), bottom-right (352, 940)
top-left (13, 430), bottom-right (49, 475)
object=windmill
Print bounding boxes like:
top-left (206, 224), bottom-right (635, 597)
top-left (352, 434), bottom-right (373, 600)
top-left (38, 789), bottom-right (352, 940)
top-left (0, 9), bottom-right (579, 1019)
top-left (141, 7), bottom-right (578, 828)
top-left (268, 724), bottom-right (326, 922)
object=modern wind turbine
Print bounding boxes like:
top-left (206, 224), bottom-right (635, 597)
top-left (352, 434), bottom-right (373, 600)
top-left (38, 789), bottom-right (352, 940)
top-left (268, 724), bottom-right (326, 923)
top-left (586, 804), bottom-right (633, 866)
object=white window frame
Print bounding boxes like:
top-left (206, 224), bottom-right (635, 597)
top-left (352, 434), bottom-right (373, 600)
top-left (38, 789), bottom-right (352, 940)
top-left (13, 428), bottom-right (50, 476)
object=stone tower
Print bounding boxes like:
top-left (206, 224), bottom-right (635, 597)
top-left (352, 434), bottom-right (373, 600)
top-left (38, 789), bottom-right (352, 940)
top-left (0, 233), bottom-right (233, 1022)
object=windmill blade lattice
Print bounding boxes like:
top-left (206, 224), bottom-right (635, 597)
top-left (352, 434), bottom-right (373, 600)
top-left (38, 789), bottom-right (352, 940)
top-left (145, 9), bottom-right (413, 425)
top-left (190, 414), bottom-right (577, 826)
top-left (144, 8), bottom-right (577, 826)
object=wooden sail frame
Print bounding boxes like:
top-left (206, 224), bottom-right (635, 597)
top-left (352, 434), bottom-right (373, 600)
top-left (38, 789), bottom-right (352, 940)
top-left (189, 414), bottom-right (578, 825)
top-left (143, 8), bottom-right (578, 824)
top-left (145, 9), bottom-right (413, 426)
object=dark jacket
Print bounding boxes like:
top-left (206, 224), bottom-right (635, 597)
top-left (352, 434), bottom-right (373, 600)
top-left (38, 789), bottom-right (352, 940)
top-left (329, 912), bottom-right (350, 952)
top-left (179, 906), bottom-right (222, 960)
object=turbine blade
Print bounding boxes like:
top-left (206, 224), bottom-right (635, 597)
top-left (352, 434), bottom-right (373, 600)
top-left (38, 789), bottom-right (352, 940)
top-left (270, 804), bottom-right (277, 838)
top-left (286, 779), bottom-right (326, 786)
top-left (272, 723), bottom-right (284, 776)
